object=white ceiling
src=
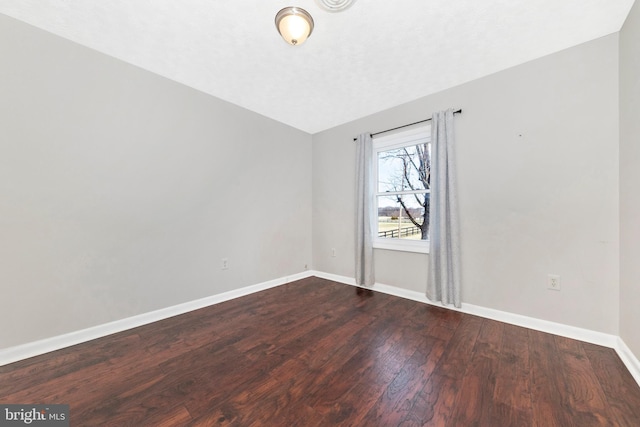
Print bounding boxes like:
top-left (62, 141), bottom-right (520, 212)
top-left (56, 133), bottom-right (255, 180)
top-left (0, 0), bottom-right (635, 134)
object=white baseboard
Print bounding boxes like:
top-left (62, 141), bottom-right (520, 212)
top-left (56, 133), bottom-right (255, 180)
top-left (616, 337), bottom-right (640, 387)
top-left (310, 270), bottom-right (640, 387)
top-left (0, 270), bottom-right (314, 367)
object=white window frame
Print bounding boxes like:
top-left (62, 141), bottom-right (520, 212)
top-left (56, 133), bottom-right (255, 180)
top-left (373, 124), bottom-right (431, 254)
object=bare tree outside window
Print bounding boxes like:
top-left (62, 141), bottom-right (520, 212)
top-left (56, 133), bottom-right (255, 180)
top-left (377, 142), bottom-right (430, 240)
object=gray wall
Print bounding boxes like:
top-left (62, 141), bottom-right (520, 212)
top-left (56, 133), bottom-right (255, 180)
top-left (620, 1), bottom-right (640, 359)
top-left (313, 35), bottom-right (620, 334)
top-left (0, 15), bottom-right (312, 348)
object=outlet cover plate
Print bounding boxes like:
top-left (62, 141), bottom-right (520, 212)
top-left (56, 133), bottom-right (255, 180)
top-left (548, 274), bottom-right (561, 291)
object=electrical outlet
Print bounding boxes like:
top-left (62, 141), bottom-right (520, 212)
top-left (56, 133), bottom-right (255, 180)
top-left (547, 274), bottom-right (560, 291)
top-left (331, 248), bottom-right (336, 257)
top-left (221, 258), bottom-right (229, 270)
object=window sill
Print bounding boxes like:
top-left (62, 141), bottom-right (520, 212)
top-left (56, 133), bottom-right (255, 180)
top-left (373, 239), bottom-right (430, 254)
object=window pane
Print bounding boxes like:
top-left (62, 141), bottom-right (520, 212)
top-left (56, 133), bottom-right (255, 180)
top-left (377, 143), bottom-right (430, 193)
top-left (377, 193), bottom-right (429, 240)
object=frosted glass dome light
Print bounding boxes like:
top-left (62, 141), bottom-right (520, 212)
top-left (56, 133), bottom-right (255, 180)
top-left (275, 7), bottom-right (314, 46)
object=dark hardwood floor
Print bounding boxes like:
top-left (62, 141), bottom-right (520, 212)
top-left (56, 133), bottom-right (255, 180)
top-left (1, 276), bottom-right (640, 426)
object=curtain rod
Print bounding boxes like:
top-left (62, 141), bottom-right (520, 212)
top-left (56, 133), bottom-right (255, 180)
top-left (353, 108), bottom-right (462, 141)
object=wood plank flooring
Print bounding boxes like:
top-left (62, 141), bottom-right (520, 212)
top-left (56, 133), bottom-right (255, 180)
top-left (1, 276), bottom-right (640, 426)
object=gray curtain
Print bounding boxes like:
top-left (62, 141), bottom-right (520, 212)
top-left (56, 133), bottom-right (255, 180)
top-left (355, 133), bottom-right (375, 286)
top-left (427, 109), bottom-right (461, 307)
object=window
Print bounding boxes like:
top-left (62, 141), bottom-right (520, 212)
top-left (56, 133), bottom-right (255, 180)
top-left (373, 124), bottom-right (430, 253)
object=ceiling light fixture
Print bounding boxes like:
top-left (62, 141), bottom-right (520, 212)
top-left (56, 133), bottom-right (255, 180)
top-left (275, 7), bottom-right (314, 46)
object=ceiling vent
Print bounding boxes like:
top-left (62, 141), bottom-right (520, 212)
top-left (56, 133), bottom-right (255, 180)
top-left (315, 0), bottom-right (356, 12)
